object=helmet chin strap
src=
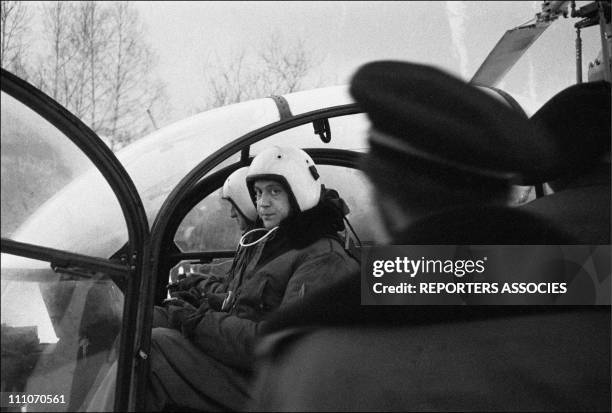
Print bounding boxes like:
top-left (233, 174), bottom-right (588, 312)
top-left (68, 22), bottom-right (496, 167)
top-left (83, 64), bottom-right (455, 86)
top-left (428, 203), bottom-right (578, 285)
top-left (239, 226), bottom-right (279, 247)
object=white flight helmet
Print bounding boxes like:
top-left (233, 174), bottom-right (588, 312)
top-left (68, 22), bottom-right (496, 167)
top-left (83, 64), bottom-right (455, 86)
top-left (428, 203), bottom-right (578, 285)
top-left (246, 146), bottom-right (322, 212)
top-left (222, 167), bottom-right (258, 222)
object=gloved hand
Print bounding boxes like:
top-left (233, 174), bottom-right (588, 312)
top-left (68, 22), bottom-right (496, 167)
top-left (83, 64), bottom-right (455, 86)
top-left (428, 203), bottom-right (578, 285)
top-left (205, 292), bottom-right (229, 312)
top-left (181, 300), bottom-right (212, 339)
top-left (167, 273), bottom-right (209, 293)
top-left (168, 287), bottom-right (203, 308)
top-left (166, 300), bottom-right (197, 331)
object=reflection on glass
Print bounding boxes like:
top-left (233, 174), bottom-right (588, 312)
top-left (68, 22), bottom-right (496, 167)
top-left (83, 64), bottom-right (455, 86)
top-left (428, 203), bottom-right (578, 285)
top-left (509, 185), bottom-right (536, 206)
top-left (175, 188), bottom-right (242, 252)
top-left (318, 165), bottom-right (387, 245)
top-left (1, 91), bottom-right (128, 259)
top-left (1, 254), bottom-right (123, 412)
top-left (249, 113), bottom-right (370, 156)
top-left (1, 92), bottom-right (91, 238)
top-left (115, 96), bottom-right (279, 229)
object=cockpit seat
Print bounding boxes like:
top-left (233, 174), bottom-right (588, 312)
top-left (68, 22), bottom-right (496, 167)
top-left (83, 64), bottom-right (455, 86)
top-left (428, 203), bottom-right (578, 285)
top-left (521, 81), bottom-right (611, 245)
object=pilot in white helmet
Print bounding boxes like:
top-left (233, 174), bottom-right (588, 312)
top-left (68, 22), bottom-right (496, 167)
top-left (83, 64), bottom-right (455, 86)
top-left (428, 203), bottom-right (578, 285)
top-left (145, 145), bottom-right (358, 412)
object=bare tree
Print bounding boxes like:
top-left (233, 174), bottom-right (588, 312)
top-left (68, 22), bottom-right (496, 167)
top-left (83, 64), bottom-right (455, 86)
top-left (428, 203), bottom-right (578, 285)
top-left (72, 1), bottom-right (112, 130)
top-left (201, 33), bottom-right (323, 110)
top-left (34, 1), bottom-right (100, 120)
top-left (43, 1), bottom-right (69, 99)
top-left (101, 1), bottom-right (167, 151)
top-left (30, 1), bottom-right (168, 151)
top-left (34, 1), bottom-right (80, 108)
top-left (203, 49), bottom-right (264, 108)
top-left (0, 0), bottom-right (29, 76)
top-left (258, 32), bottom-right (322, 94)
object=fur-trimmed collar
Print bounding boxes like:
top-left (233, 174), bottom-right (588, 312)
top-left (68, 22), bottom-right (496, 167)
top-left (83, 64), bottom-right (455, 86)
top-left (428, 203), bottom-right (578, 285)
top-left (276, 189), bottom-right (346, 250)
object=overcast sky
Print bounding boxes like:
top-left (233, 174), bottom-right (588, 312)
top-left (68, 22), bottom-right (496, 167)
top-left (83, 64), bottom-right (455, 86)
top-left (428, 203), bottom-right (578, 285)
top-left (130, 1), bottom-right (602, 123)
top-left (22, 1), bottom-right (602, 124)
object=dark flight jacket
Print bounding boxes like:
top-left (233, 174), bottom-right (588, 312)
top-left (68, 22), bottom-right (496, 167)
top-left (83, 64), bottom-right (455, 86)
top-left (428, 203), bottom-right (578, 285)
top-left (184, 190), bottom-right (359, 370)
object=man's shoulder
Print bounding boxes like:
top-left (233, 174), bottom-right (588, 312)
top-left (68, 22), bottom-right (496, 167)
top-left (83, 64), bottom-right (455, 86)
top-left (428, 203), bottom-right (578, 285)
top-left (302, 235), bottom-right (337, 250)
top-left (296, 236), bottom-right (356, 261)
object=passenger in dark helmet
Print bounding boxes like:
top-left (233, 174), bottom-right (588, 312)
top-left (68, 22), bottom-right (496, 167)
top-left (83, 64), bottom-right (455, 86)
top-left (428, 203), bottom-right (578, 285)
top-left (522, 81), bottom-right (611, 244)
top-left (146, 146), bottom-right (359, 411)
top-left (250, 62), bottom-right (610, 411)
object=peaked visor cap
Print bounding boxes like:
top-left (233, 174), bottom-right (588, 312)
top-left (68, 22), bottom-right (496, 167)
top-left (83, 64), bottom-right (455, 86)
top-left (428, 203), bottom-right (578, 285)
top-left (350, 60), bottom-right (562, 185)
top-left (529, 81), bottom-right (611, 182)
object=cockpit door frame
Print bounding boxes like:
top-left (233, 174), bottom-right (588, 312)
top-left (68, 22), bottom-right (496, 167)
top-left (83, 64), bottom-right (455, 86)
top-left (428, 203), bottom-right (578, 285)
top-left (1, 68), bottom-right (150, 412)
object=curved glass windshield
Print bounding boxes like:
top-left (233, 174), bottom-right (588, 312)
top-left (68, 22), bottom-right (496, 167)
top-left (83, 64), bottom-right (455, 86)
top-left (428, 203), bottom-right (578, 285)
top-left (1, 92), bottom-right (127, 258)
top-left (175, 187), bottom-right (240, 252)
top-left (2, 84), bottom-right (131, 412)
top-left (174, 110), bottom-right (379, 256)
top-left (2, 91), bottom-right (282, 259)
top-left (116, 97), bottom-right (281, 228)
top-left (1, 92), bottom-right (90, 236)
top-left (249, 112), bottom-right (370, 156)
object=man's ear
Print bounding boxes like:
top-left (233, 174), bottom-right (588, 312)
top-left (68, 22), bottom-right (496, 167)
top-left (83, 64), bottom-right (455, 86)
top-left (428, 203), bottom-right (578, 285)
top-left (377, 194), bottom-right (411, 232)
top-left (371, 188), bottom-right (416, 244)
